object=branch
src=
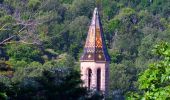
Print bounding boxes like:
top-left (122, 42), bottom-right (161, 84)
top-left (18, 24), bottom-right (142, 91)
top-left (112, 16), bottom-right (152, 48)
top-left (0, 23), bottom-right (11, 31)
top-left (0, 41), bottom-right (40, 45)
top-left (19, 41), bottom-right (41, 45)
top-left (0, 24), bottom-right (7, 30)
top-left (0, 25), bottom-right (27, 46)
top-left (0, 0), bottom-right (51, 46)
top-left (0, 35), bottom-right (16, 45)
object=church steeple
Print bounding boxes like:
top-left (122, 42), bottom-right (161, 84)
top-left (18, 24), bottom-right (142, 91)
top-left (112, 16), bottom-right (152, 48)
top-left (80, 8), bottom-right (110, 62)
top-left (80, 8), bottom-right (110, 96)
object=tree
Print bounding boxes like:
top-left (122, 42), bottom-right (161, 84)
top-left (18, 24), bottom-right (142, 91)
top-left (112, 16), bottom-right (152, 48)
top-left (6, 43), bottom-right (44, 64)
top-left (0, 82), bottom-right (8, 100)
top-left (0, 66), bottom-right (87, 99)
top-left (11, 68), bottom-right (87, 100)
top-left (127, 42), bottom-right (170, 99)
top-left (0, 0), bottom-right (58, 46)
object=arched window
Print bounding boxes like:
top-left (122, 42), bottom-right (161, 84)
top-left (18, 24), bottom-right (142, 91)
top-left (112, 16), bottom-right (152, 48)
top-left (87, 68), bottom-right (92, 89)
top-left (97, 68), bottom-right (101, 91)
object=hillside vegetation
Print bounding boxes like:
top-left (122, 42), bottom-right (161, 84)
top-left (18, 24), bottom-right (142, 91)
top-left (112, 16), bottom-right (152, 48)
top-left (0, 0), bottom-right (170, 99)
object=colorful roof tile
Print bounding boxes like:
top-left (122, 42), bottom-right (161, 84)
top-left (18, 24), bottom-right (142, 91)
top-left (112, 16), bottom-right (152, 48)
top-left (80, 8), bottom-right (110, 62)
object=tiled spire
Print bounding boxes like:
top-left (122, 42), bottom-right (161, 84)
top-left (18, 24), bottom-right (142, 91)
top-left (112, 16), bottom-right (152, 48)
top-left (80, 8), bottom-right (110, 62)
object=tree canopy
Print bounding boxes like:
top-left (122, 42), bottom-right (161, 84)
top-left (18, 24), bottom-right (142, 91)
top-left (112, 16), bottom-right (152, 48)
top-left (0, 0), bottom-right (170, 99)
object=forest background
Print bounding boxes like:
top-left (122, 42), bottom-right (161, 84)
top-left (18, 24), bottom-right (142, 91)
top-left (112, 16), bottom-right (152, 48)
top-left (0, 0), bottom-right (170, 99)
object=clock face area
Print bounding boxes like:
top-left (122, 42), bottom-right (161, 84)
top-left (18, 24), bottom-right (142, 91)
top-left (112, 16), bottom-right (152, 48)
top-left (88, 54), bottom-right (91, 58)
top-left (98, 54), bottom-right (102, 59)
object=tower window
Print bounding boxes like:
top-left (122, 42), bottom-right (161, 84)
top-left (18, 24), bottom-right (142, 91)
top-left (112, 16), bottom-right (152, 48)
top-left (97, 68), bottom-right (101, 91)
top-left (87, 68), bottom-right (92, 90)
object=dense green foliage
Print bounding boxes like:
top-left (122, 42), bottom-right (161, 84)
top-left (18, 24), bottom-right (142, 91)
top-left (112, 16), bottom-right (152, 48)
top-left (0, 67), bottom-right (89, 100)
top-left (0, 0), bottom-right (170, 99)
top-left (127, 42), bottom-right (170, 99)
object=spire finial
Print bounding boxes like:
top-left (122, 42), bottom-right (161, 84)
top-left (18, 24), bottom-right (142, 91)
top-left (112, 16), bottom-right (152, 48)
top-left (94, 7), bottom-right (97, 11)
top-left (94, 7), bottom-right (98, 15)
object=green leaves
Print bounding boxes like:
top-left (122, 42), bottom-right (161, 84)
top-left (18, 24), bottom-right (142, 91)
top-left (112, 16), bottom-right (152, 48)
top-left (28, 0), bottom-right (41, 8)
top-left (153, 42), bottom-right (169, 56)
top-left (128, 42), bottom-right (170, 99)
top-left (0, 0), bottom-right (170, 99)
top-left (114, 7), bottom-right (135, 20)
top-left (0, 92), bottom-right (7, 100)
top-left (0, 67), bottom-right (89, 100)
top-left (7, 43), bottom-right (44, 64)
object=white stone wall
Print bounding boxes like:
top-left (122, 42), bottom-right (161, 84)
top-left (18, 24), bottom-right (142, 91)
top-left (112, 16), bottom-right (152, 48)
top-left (80, 62), bottom-right (109, 96)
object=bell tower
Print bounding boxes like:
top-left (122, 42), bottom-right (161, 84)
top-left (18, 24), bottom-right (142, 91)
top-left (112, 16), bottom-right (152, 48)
top-left (80, 8), bottom-right (110, 95)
